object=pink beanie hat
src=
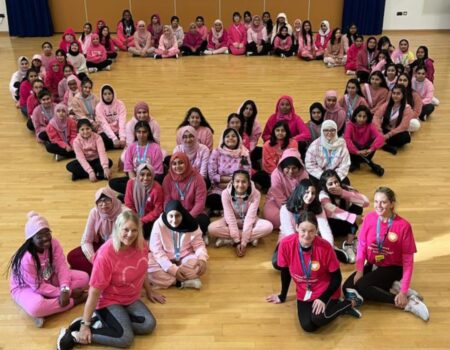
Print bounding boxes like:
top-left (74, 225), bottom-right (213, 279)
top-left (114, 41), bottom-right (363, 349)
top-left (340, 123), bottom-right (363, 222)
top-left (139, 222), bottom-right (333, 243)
top-left (25, 211), bottom-right (50, 240)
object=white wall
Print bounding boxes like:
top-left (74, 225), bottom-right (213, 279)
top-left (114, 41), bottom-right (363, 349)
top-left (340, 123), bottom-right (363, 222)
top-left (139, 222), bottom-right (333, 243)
top-left (383, 0), bottom-right (450, 30)
top-left (0, 0), bottom-right (8, 32)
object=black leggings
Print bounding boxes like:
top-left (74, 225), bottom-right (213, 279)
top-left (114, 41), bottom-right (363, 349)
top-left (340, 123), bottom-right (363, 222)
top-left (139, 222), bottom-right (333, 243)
top-left (38, 131), bottom-right (49, 143)
top-left (100, 132), bottom-right (115, 150)
top-left (87, 59), bottom-right (112, 70)
top-left (66, 158), bottom-right (113, 180)
top-left (206, 193), bottom-right (222, 211)
top-left (195, 213), bottom-right (210, 236)
top-left (107, 52), bottom-right (118, 59)
top-left (350, 151), bottom-right (374, 165)
top-left (26, 118), bottom-right (35, 131)
top-left (274, 48), bottom-right (293, 57)
top-left (246, 42), bottom-right (272, 55)
top-left (343, 264), bottom-right (403, 304)
top-left (180, 45), bottom-right (203, 56)
top-left (297, 298), bottom-right (353, 332)
top-left (328, 204), bottom-right (363, 237)
top-left (109, 176), bottom-right (129, 195)
top-left (385, 131), bottom-right (411, 148)
top-left (419, 103), bottom-right (435, 120)
top-left (356, 70), bottom-right (370, 84)
top-left (45, 142), bottom-right (75, 158)
top-left (143, 221), bottom-right (154, 240)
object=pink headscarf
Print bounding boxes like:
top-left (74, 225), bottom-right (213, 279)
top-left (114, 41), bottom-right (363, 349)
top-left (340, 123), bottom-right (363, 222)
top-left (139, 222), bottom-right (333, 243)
top-left (251, 16), bottom-right (265, 43)
top-left (90, 33), bottom-right (100, 46)
top-left (274, 95), bottom-right (298, 120)
top-left (49, 103), bottom-right (69, 134)
top-left (25, 211), bottom-right (50, 240)
top-left (133, 101), bottom-right (153, 121)
top-left (323, 90), bottom-right (342, 113)
top-left (94, 188), bottom-right (122, 236)
top-left (148, 14), bottom-right (163, 38)
top-left (176, 126), bottom-right (199, 161)
top-left (136, 20), bottom-right (151, 43)
top-left (133, 163), bottom-right (155, 218)
top-left (212, 19), bottom-right (224, 45)
top-left (168, 152), bottom-right (195, 182)
top-left (160, 25), bottom-right (175, 48)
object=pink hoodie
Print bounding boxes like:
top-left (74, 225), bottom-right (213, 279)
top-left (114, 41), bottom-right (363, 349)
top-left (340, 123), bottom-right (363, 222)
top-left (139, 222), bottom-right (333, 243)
top-left (373, 103), bottom-right (414, 138)
top-left (95, 85), bottom-right (127, 142)
top-left (125, 117), bottom-right (160, 145)
top-left (125, 179), bottom-right (164, 224)
top-left (31, 103), bottom-right (56, 141)
top-left (344, 121), bottom-right (385, 154)
top-left (73, 132), bottom-right (109, 175)
top-left (345, 43), bottom-right (364, 71)
top-left (262, 96), bottom-right (311, 143)
top-left (86, 34), bottom-right (107, 63)
top-left (319, 188), bottom-right (369, 224)
top-left (411, 77), bottom-right (434, 104)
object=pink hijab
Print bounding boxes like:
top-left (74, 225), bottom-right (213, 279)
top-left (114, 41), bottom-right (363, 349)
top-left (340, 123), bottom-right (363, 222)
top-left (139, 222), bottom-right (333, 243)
top-left (274, 95), bottom-right (299, 120)
top-left (160, 25), bottom-right (176, 48)
top-left (212, 19), bottom-right (224, 45)
top-left (323, 90), bottom-right (342, 113)
top-left (176, 126), bottom-right (199, 161)
top-left (133, 163), bottom-right (155, 218)
top-left (49, 103), bottom-right (69, 133)
top-left (94, 187), bottom-right (122, 236)
top-left (251, 16), bottom-right (265, 43)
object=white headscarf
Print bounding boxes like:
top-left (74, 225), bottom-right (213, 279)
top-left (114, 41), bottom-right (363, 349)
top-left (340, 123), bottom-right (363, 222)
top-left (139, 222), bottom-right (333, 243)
top-left (320, 120), bottom-right (345, 151)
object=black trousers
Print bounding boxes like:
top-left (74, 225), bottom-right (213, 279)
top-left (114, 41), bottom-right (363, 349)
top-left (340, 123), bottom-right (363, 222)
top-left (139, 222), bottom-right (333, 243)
top-left (100, 132), bottom-right (115, 150)
top-left (250, 146), bottom-right (262, 170)
top-left (180, 45), bottom-right (203, 56)
top-left (26, 118), bottom-right (35, 131)
top-left (87, 59), bottom-right (112, 70)
top-left (350, 151), bottom-right (374, 165)
top-left (107, 52), bottom-right (118, 59)
top-left (328, 204), bottom-right (363, 237)
top-left (385, 131), bottom-right (411, 148)
top-left (66, 158), bottom-right (113, 180)
top-left (206, 193), bottom-right (222, 211)
top-left (419, 103), bottom-right (435, 120)
top-left (343, 264), bottom-right (403, 304)
top-left (195, 213), bottom-right (210, 236)
top-left (143, 221), bottom-right (154, 240)
top-left (109, 176), bottom-right (129, 195)
top-left (38, 131), bottom-right (49, 142)
top-left (356, 70), bottom-right (370, 84)
top-left (297, 298), bottom-right (352, 332)
top-left (246, 42), bottom-right (272, 56)
top-left (45, 142), bottom-right (76, 158)
top-left (274, 48), bottom-right (293, 57)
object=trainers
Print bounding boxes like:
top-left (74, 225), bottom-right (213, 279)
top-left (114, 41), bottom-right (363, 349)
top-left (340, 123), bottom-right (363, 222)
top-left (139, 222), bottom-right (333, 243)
top-left (382, 144), bottom-right (398, 155)
top-left (33, 316), bottom-right (44, 328)
top-left (405, 295), bottom-right (429, 321)
top-left (349, 163), bottom-right (360, 172)
top-left (215, 238), bottom-right (233, 248)
top-left (180, 278), bottom-right (202, 289)
top-left (224, 49), bottom-right (229, 54)
top-left (390, 281), bottom-right (424, 301)
top-left (343, 306), bottom-right (362, 318)
top-left (203, 235), bottom-right (209, 246)
top-left (68, 317), bottom-right (82, 332)
top-left (369, 163), bottom-right (385, 177)
top-left (342, 241), bottom-right (356, 263)
top-left (203, 50), bottom-right (212, 55)
top-left (54, 154), bottom-right (64, 162)
top-left (419, 114), bottom-right (427, 122)
top-left (251, 239), bottom-right (259, 247)
top-left (88, 67), bottom-right (97, 73)
top-left (105, 65), bottom-right (111, 71)
top-left (154, 54), bottom-right (162, 59)
top-left (334, 246), bottom-right (349, 263)
top-left (246, 51), bottom-right (254, 56)
top-left (344, 288), bottom-right (364, 308)
top-left (346, 70), bottom-right (355, 75)
top-left (280, 53), bottom-right (286, 58)
top-left (57, 328), bottom-right (77, 350)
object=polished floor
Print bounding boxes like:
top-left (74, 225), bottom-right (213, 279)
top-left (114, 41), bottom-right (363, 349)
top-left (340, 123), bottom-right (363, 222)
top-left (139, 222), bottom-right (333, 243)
top-left (0, 31), bottom-right (449, 349)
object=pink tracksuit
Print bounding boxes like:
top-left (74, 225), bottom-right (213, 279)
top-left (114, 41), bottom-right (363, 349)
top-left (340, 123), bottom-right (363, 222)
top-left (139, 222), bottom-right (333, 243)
top-left (412, 77), bottom-right (434, 104)
top-left (344, 121), bottom-right (385, 154)
top-left (46, 118), bottom-right (77, 149)
top-left (148, 216), bottom-right (208, 289)
top-left (69, 92), bottom-right (100, 130)
top-left (345, 43), bottom-right (364, 71)
top-left (73, 132), bottom-right (109, 176)
top-left (208, 182), bottom-right (273, 244)
top-left (228, 23), bottom-right (247, 55)
top-left (338, 94), bottom-right (368, 120)
top-left (362, 84), bottom-right (389, 115)
top-left (10, 238), bottom-right (89, 318)
top-left (31, 103), bottom-right (56, 141)
top-left (115, 21), bottom-right (136, 50)
top-left (263, 149), bottom-right (309, 229)
top-left (95, 90), bottom-right (127, 142)
top-left (373, 103), bottom-right (414, 137)
top-left (298, 33), bottom-right (315, 59)
top-left (155, 35), bottom-right (180, 58)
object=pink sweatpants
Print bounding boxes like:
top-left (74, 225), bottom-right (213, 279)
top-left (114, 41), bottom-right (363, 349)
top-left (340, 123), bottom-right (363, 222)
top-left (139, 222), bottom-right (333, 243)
top-left (299, 49), bottom-right (315, 60)
top-left (154, 47), bottom-right (180, 58)
top-left (229, 46), bottom-right (246, 55)
top-left (148, 255), bottom-right (202, 289)
top-left (208, 218), bottom-right (273, 241)
top-left (263, 199), bottom-right (281, 229)
top-left (12, 270), bottom-right (89, 318)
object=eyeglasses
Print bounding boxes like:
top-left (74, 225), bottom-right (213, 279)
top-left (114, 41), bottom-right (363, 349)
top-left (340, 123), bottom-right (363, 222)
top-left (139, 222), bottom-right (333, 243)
top-left (97, 198), bottom-right (112, 205)
top-left (322, 129), bottom-right (336, 133)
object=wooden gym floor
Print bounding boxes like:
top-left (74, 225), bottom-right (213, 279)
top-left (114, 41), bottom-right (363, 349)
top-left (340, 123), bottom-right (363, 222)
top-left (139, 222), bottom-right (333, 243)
top-left (0, 31), bottom-right (449, 349)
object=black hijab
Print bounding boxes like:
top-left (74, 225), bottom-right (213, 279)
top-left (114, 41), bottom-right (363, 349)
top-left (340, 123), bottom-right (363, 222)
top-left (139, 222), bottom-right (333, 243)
top-left (162, 200), bottom-right (198, 232)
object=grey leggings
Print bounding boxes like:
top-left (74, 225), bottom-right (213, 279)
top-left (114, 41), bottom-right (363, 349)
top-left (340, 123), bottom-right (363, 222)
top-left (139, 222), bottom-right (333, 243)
top-left (92, 300), bottom-right (156, 348)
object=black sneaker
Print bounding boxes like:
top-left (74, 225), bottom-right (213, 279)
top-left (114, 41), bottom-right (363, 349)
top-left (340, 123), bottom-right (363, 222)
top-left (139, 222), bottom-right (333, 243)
top-left (349, 163), bottom-right (360, 172)
top-left (371, 164), bottom-right (385, 177)
top-left (334, 247), bottom-right (349, 263)
top-left (68, 317), bottom-right (82, 332)
top-left (382, 144), bottom-right (397, 155)
top-left (344, 306), bottom-right (362, 318)
top-left (57, 328), bottom-right (76, 350)
top-left (345, 288), bottom-right (364, 308)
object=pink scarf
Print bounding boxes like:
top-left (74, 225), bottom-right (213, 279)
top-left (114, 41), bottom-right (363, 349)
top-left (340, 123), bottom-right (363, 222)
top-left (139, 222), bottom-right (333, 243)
top-left (212, 20), bottom-right (224, 45)
top-left (94, 188), bottom-right (122, 236)
top-left (251, 16), bottom-right (264, 43)
top-left (274, 95), bottom-right (297, 121)
top-left (176, 126), bottom-right (199, 161)
top-left (161, 25), bottom-right (175, 48)
top-left (133, 163), bottom-right (155, 218)
top-left (218, 129), bottom-right (249, 158)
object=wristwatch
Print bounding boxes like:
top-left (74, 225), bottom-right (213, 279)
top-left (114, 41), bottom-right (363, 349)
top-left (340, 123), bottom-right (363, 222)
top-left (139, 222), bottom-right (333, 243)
top-left (60, 286), bottom-right (70, 293)
top-left (81, 320), bottom-right (91, 327)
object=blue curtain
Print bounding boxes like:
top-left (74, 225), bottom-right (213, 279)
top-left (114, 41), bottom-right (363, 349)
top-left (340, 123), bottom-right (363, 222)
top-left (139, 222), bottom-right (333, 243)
top-left (342, 0), bottom-right (386, 35)
top-left (6, 0), bottom-right (53, 37)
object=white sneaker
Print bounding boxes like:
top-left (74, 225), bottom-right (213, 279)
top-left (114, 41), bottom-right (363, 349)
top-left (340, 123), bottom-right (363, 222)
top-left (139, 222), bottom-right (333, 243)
top-left (33, 317), bottom-right (44, 328)
top-left (203, 235), bottom-right (209, 246)
top-left (175, 54), bottom-right (179, 59)
top-left (180, 278), bottom-right (202, 289)
top-left (88, 67), bottom-right (98, 73)
top-left (203, 50), bottom-right (212, 55)
top-left (405, 295), bottom-right (429, 321)
top-left (346, 70), bottom-right (355, 75)
top-left (390, 281), bottom-right (424, 300)
top-left (342, 241), bottom-right (356, 263)
top-left (215, 238), bottom-right (233, 248)
top-left (54, 154), bottom-right (64, 162)
top-left (224, 49), bottom-right (229, 54)
top-left (281, 53), bottom-right (286, 58)
top-left (431, 97), bottom-right (440, 106)
top-left (246, 52), bottom-right (254, 56)
top-left (327, 62), bottom-right (335, 68)
top-left (105, 65), bottom-right (111, 71)
top-left (251, 239), bottom-right (258, 247)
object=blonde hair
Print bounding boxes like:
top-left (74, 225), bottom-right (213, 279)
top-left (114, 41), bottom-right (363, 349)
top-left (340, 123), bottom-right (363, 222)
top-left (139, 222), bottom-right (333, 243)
top-left (112, 210), bottom-right (144, 252)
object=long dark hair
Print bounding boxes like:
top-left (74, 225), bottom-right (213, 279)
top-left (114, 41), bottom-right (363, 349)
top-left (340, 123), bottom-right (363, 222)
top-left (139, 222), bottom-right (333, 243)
top-left (384, 63), bottom-right (399, 78)
top-left (377, 36), bottom-right (392, 52)
top-left (286, 179), bottom-right (322, 215)
top-left (238, 100), bottom-right (257, 136)
top-left (231, 170), bottom-right (252, 199)
top-left (221, 128), bottom-right (240, 149)
top-left (269, 121), bottom-right (291, 148)
top-left (178, 107), bottom-right (214, 133)
top-left (81, 22), bottom-right (92, 41)
top-left (100, 26), bottom-right (112, 50)
top-left (301, 20), bottom-right (313, 44)
top-left (262, 12), bottom-right (273, 34)
top-left (396, 73), bottom-right (415, 108)
top-left (350, 105), bottom-right (373, 124)
top-left (227, 113), bottom-right (244, 136)
top-left (134, 120), bottom-right (155, 143)
top-left (382, 84), bottom-right (407, 129)
top-left (121, 9), bottom-right (135, 36)
top-left (376, 49), bottom-right (393, 66)
top-left (319, 169), bottom-right (349, 205)
top-left (345, 23), bottom-right (358, 46)
top-left (344, 78), bottom-right (364, 97)
top-left (369, 71), bottom-right (389, 90)
top-left (330, 28), bottom-right (341, 45)
top-left (8, 233), bottom-right (54, 288)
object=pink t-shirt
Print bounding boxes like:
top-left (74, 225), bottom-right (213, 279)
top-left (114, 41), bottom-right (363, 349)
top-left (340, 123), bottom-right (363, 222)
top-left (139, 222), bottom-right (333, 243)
top-left (356, 211), bottom-right (417, 270)
top-left (90, 239), bottom-right (148, 309)
top-left (278, 234), bottom-right (340, 301)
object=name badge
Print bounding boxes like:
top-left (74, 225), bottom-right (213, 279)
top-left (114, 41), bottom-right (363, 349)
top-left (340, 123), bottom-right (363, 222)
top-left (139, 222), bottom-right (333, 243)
top-left (303, 289), bottom-right (312, 301)
top-left (375, 254), bottom-right (385, 263)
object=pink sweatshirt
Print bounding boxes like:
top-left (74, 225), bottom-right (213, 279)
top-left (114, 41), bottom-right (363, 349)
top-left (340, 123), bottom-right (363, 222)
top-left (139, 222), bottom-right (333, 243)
top-left (46, 118), bottom-right (77, 148)
top-left (356, 211), bottom-right (416, 293)
top-left (319, 189), bottom-right (369, 224)
top-left (362, 84), bottom-right (389, 115)
top-left (162, 171), bottom-right (207, 217)
top-left (69, 92), bottom-right (100, 126)
top-left (124, 142), bottom-right (164, 175)
top-left (324, 107), bottom-right (346, 132)
top-left (31, 103), bottom-right (56, 141)
top-left (26, 93), bottom-right (39, 116)
top-left (221, 182), bottom-right (262, 245)
top-left (197, 25), bottom-right (208, 41)
top-left (247, 26), bottom-right (268, 44)
top-left (149, 216), bottom-right (208, 276)
top-left (207, 29), bottom-right (228, 49)
top-left (356, 48), bottom-right (377, 73)
top-left (228, 23), bottom-right (247, 46)
top-left (411, 77), bottom-right (434, 104)
top-left (10, 239), bottom-right (71, 297)
top-left (95, 96), bottom-right (127, 142)
top-left (373, 103), bottom-right (414, 137)
top-left (344, 121), bottom-right (385, 154)
top-left (183, 31), bottom-right (203, 49)
top-left (244, 120), bottom-right (262, 152)
top-left (125, 179), bottom-right (164, 224)
top-left (19, 80), bottom-right (33, 109)
top-left (305, 138), bottom-right (351, 181)
top-left (262, 138), bottom-right (298, 174)
top-left (86, 43), bottom-right (107, 63)
top-left (273, 36), bottom-right (292, 51)
top-left (173, 144), bottom-right (210, 178)
top-left (125, 117), bottom-right (161, 145)
top-left (314, 31), bottom-right (332, 51)
top-left (345, 43), bottom-right (364, 71)
top-left (176, 126), bottom-right (213, 150)
top-left (73, 132), bottom-right (109, 175)
top-left (338, 94), bottom-right (368, 120)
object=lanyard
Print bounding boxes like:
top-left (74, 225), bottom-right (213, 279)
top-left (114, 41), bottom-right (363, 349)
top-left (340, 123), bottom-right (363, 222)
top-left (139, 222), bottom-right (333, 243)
top-left (345, 95), bottom-right (358, 120)
top-left (322, 147), bottom-right (336, 167)
top-left (175, 176), bottom-right (193, 201)
top-left (82, 96), bottom-right (95, 118)
top-left (41, 105), bottom-right (53, 121)
top-left (232, 197), bottom-right (247, 220)
top-left (136, 143), bottom-right (149, 165)
top-left (368, 52), bottom-right (374, 68)
top-left (298, 243), bottom-right (313, 290)
top-left (171, 230), bottom-right (184, 261)
top-left (138, 191), bottom-right (148, 218)
top-left (376, 216), bottom-right (394, 253)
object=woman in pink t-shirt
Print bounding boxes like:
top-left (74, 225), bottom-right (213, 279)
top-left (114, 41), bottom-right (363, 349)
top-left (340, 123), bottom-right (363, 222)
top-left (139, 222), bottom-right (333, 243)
top-left (57, 210), bottom-right (165, 349)
top-left (266, 211), bottom-right (362, 332)
top-left (343, 187), bottom-right (429, 321)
